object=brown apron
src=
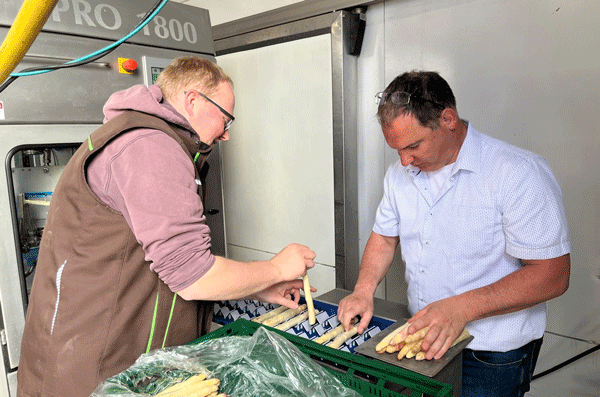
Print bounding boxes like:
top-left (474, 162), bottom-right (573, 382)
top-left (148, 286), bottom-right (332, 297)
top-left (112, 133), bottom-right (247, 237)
top-left (18, 111), bottom-right (214, 397)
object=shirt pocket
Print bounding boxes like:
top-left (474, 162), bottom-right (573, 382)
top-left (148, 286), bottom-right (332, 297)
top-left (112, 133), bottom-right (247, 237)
top-left (444, 205), bottom-right (497, 262)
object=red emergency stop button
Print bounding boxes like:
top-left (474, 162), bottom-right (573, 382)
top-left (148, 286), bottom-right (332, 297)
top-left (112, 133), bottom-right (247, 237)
top-left (122, 59), bottom-right (138, 72)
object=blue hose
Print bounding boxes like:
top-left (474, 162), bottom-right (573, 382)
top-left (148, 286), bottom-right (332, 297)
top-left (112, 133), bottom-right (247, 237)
top-left (11, 0), bottom-right (169, 77)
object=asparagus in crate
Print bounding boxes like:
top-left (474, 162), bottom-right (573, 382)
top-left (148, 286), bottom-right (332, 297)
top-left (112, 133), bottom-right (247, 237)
top-left (262, 304), bottom-right (307, 327)
top-left (314, 317), bottom-right (358, 345)
top-left (327, 325), bottom-right (359, 349)
top-left (275, 311), bottom-right (310, 331)
top-left (252, 305), bottom-right (288, 324)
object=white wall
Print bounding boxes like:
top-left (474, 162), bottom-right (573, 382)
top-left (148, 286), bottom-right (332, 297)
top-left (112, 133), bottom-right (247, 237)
top-left (171, 0), bottom-right (304, 26)
top-left (216, 34), bottom-right (336, 297)
top-left (356, 1), bottom-right (600, 395)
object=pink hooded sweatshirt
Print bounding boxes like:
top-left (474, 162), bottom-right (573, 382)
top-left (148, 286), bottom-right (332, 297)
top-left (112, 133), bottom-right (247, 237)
top-left (86, 84), bottom-right (215, 291)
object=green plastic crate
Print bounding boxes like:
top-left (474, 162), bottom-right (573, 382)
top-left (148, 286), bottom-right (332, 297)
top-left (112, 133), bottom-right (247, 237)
top-left (189, 319), bottom-right (453, 397)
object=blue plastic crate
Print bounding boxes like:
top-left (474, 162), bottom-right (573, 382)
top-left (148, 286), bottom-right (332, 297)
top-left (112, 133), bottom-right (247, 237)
top-left (213, 298), bottom-right (394, 354)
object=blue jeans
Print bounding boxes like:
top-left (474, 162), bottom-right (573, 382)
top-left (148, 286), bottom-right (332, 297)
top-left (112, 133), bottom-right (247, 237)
top-left (461, 338), bottom-right (543, 397)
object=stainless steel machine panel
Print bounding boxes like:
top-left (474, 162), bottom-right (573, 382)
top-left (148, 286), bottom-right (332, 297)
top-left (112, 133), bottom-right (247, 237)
top-left (0, 125), bottom-right (95, 383)
top-left (0, 27), bottom-right (215, 124)
top-left (0, 0), bottom-right (214, 54)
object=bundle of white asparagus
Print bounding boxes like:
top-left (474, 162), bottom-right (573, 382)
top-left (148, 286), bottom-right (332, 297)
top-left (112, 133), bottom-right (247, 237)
top-left (154, 374), bottom-right (225, 397)
top-left (375, 322), bottom-right (470, 361)
top-left (252, 304), bottom-right (319, 331)
top-left (260, 304), bottom-right (308, 328)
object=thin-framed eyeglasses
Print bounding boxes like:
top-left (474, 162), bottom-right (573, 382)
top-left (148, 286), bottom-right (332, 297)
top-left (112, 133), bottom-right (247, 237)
top-left (185, 89), bottom-right (235, 131)
top-left (375, 91), bottom-right (443, 107)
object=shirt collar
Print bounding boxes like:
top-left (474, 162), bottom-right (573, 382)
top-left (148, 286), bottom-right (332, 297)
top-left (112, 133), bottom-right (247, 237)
top-left (452, 121), bottom-right (482, 175)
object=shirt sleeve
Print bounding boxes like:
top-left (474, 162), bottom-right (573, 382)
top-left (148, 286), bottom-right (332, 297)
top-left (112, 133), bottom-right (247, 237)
top-left (373, 163), bottom-right (401, 237)
top-left (501, 155), bottom-right (571, 260)
top-left (87, 129), bottom-right (215, 291)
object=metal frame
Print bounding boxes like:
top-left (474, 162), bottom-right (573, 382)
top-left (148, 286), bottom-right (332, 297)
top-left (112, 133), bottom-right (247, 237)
top-left (332, 11), bottom-right (361, 290)
top-left (213, 7), bottom-right (368, 290)
top-left (0, 124), bottom-right (96, 397)
top-left (212, 0), bottom-right (380, 42)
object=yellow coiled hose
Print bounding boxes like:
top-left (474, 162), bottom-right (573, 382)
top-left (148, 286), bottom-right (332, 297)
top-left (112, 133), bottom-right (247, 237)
top-left (0, 0), bottom-right (59, 84)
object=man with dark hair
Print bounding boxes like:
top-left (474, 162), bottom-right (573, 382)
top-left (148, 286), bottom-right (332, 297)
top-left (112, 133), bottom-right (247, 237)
top-left (18, 56), bottom-right (316, 397)
top-left (338, 70), bottom-right (570, 396)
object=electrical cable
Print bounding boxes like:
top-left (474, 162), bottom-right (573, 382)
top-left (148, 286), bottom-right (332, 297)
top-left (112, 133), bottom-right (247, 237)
top-left (0, 0), bottom-right (168, 93)
top-left (11, 0), bottom-right (167, 76)
top-left (532, 343), bottom-right (600, 380)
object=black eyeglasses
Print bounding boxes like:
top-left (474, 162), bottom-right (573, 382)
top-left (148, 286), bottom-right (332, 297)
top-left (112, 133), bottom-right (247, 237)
top-left (375, 91), bottom-right (443, 107)
top-left (185, 89), bottom-right (235, 131)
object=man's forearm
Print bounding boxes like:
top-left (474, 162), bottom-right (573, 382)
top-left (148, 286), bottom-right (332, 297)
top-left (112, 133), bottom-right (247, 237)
top-left (458, 254), bottom-right (571, 323)
top-left (354, 232), bottom-right (399, 295)
top-left (407, 254), bottom-right (570, 360)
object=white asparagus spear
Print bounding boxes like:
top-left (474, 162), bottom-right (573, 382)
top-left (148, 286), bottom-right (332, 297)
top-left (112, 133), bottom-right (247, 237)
top-left (390, 322), bottom-right (413, 346)
top-left (403, 326), bottom-right (430, 344)
top-left (328, 325), bottom-right (359, 349)
top-left (314, 317), bottom-right (357, 344)
top-left (315, 324), bottom-right (345, 344)
top-left (302, 274), bottom-right (316, 325)
top-left (252, 305), bottom-right (288, 323)
top-left (385, 342), bottom-right (403, 354)
top-left (405, 339), bottom-right (424, 359)
top-left (195, 384), bottom-right (219, 397)
top-left (155, 376), bottom-right (216, 397)
top-left (155, 374), bottom-right (206, 397)
top-left (375, 321), bottom-right (410, 352)
top-left (397, 339), bottom-right (420, 360)
top-left (275, 311), bottom-right (310, 330)
top-left (414, 328), bottom-right (471, 360)
top-left (450, 328), bottom-right (471, 348)
top-left (262, 304), bottom-right (307, 327)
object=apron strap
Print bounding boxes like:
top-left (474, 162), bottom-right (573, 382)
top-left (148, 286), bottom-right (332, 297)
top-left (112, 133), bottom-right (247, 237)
top-left (146, 291), bottom-right (178, 354)
top-left (162, 293), bottom-right (178, 348)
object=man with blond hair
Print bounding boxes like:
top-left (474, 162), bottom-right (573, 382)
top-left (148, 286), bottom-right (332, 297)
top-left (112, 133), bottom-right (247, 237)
top-left (18, 57), bottom-right (316, 397)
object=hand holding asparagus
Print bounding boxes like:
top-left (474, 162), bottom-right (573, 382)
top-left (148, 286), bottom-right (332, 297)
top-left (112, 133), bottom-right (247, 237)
top-left (375, 321), bottom-right (470, 361)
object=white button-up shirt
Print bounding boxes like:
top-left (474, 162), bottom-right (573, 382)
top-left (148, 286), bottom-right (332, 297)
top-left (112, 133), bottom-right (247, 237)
top-left (373, 123), bottom-right (571, 351)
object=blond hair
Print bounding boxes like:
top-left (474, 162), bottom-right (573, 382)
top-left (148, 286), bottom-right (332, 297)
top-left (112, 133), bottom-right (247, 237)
top-left (156, 56), bottom-right (233, 102)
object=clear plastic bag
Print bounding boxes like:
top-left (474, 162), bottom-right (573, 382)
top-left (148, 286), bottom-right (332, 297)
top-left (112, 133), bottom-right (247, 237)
top-left (90, 348), bottom-right (210, 396)
top-left (92, 326), bottom-right (361, 397)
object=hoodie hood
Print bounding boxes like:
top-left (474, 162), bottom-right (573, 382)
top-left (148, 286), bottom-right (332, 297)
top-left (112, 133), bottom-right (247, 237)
top-left (103, 84), bottom-right (196, 136)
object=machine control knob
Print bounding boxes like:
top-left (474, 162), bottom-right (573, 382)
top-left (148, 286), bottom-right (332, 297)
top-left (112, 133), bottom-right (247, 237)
top-left (122, 59), bottom-right (138, 72)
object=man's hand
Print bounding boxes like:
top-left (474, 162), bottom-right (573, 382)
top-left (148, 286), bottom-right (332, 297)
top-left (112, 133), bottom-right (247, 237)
top-left (337, 290), bottom-right (374, 334)
top-left (252, 279), bottom-right (316, 309)
top-left (271, 243), bottom-right (316, 281)
top-left (407, 296), bottom-right (469, 360)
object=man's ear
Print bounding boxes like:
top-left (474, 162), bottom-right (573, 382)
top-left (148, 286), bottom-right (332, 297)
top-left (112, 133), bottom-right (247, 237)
top-left (441, 108), bottom-right (459, 131)
top-left (183, 90), bottom-right (196, 117)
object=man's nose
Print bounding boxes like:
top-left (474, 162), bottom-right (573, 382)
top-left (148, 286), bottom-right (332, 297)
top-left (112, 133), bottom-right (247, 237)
top-left (219, 130), bottom-right (230, 142)
top-left (399, 151), bottom-right (412, 166)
